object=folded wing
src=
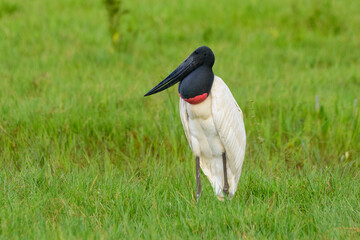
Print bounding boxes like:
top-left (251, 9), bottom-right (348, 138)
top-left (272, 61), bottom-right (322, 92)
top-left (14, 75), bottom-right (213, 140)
top-left (211, 76), bottom-right (246, 197)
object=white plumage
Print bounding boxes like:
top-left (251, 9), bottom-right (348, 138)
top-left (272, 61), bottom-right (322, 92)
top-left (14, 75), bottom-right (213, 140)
top-left (179, 76), bottom-right (246, 200)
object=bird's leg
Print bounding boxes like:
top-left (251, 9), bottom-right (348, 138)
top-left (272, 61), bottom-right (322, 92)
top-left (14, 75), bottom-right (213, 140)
top-left (222, 152), bottom-right (229, 196)
top-left (195, 156), bottom-right (202, 202)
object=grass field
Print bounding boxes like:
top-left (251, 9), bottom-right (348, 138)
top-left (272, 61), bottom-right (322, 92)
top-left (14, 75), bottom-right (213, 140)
top-left (1, 0), bottom-right (360, 238)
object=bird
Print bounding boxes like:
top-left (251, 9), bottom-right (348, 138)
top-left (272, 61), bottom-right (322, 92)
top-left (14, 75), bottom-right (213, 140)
top-left (144, 46), bottom-right (246, 201)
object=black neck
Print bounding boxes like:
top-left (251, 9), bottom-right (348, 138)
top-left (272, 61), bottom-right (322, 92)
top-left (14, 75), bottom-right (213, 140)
top-left (178, 65), bottom-right (214, 99)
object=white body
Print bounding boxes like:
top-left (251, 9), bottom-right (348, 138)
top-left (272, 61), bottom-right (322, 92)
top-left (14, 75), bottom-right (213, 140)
top-left (179, 76), bottom-right (246, 200)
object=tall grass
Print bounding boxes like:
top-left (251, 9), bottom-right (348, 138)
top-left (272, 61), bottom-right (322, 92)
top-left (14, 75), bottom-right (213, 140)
top-left (0, 0), bottom-right (359, 238)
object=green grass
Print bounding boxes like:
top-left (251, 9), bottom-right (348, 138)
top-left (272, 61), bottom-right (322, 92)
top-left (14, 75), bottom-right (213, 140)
top-left (1, 0), bottom-right (360, 238)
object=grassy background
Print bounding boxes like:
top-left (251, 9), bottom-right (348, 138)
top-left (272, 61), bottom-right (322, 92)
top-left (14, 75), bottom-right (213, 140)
top-left (1, 0), bottom-right (359, 238)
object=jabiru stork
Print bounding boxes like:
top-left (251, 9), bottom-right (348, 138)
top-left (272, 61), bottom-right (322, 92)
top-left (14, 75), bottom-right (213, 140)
top-left (145, 46), bottom-right (246, 201)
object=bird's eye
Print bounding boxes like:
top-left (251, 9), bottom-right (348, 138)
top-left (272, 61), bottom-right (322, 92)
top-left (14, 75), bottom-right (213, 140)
top-left (195, 51), bottom-right (199, 55)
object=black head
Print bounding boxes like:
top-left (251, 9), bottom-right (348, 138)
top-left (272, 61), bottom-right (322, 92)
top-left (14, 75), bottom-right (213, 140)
top-left (144, 46), bottom-right (215, 96)
top-left (189, 46), bottom-right (215, 68)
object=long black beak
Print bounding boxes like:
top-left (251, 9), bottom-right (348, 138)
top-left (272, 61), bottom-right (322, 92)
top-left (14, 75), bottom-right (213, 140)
top-left (144, 56), bottom-right (197, 96)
